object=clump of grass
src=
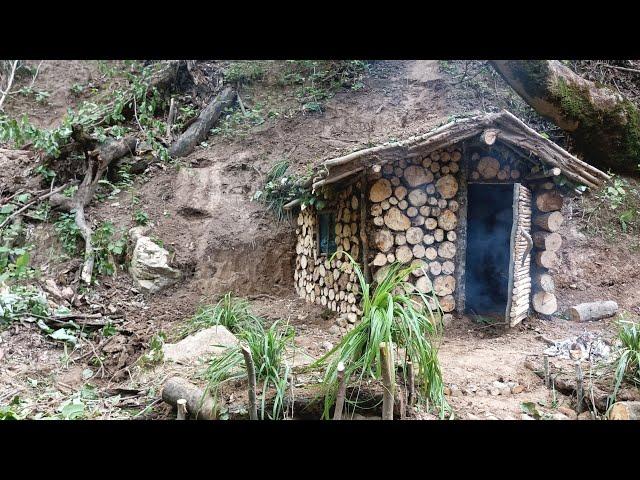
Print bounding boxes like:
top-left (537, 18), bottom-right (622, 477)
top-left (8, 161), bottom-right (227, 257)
top-left (179, 292), bottom-right (253, 338)
top-left (204, 318), bottom-right (294, 420)
top-left (609, 317), bottom-right (640, 404)
top-left (252, 160), bottom-right (313, 222)
top-left (315, 252), bottom-right (449, 419)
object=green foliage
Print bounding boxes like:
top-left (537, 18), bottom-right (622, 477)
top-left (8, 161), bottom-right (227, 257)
top-left (133, 209), bottom-right (149, 226)
top-left (101, 321), bottom-right (117, 337)
top-left (0, 62), bottom-right (170, 161)
top-left (180, 292), bottom-right (254, 339)
top-left (581, 176), bottom-right (640, 236)
top-left (279, 60), bottom-right (370, 113)
top-left (608, 317), bottom-right (640, 406)
top-left (139, 332), bottom-right (166, 367)
top-left (92, 221), bottom-right (127, 277)
top-left (34, 163), bottom-right (56, 183)
top-left (252, 160), bottom-right (317, 221)
top-left (204, 317), bottom-right (294, 420)
top-left (54, 212), bottom-right (82, 255)
top-left (0, 285), bottom-right (49, 323)
top-left (210, 104), bottom-right (265, 139)
top-left (312, 252), bottom-right (449, 419)
top-left (224, 61), bottom-right (266, 85)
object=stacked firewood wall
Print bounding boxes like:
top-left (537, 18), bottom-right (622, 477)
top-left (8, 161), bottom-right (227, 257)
top-left (509, 185), bottom-right (533, 325)
top-left (531, 182), bottom-right (563, 315)
top-left (294, 184), bottom-right (362, 317)
top-left (367, 147), bottom-right (461, 313)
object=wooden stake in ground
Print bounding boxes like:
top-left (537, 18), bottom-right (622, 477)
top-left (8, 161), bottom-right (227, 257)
top-left (176, 398), bottom-right (188, 420)
top-left (333, 361), bottom-right (347, 420)
top-left (407, 360), bottom-right (416, 407)
top-left (241, 345), bottom-right (258, 420)
top-left (575, 361), bottom-right (584, 414)
top-left (379, 342), bottom-right (395, 420)
top-left (543, 355), bottom-right (550, 388)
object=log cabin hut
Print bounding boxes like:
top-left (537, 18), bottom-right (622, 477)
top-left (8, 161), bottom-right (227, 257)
top-left (285, 110), bottom-right (609, 329)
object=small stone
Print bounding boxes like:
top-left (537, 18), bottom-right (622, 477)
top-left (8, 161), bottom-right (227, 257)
top-left (550, 412), bottom-right (569, 421)
top-left (511, 385), bottom-right (524, 394)
top-left (557, 406), bottom-right (577, 419)
top-left (578, 411), bottom-right (594, 420)
top-left (490, 388), bottom-right (501, 396)
top-left (450, 384), bottom-right (461, 397)
top-left (336, 317), bottom-right (348, 328)
top-left (346, 313), bottom-right (357, 324)
top-left (321, 341), bottom-right (333, 351)
top-left (521, 414), bottom-right (534, 420)
top-left (444, 387), bottom-right (452, 396)
top-left (328, 325), bottom-right (340, 335)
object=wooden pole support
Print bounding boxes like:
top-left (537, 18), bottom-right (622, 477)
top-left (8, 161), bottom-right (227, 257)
top-left (379, 342), bottom-right (395, 420)
top-left (407, 360), bottom-right (416, 407)
top-left (176, 398), bottom-right (187, 420)
top-left (241, 346), bottom-right (258, 420)
top-left (543, 355), bottom-right (550, 388)
top-left (575, 361), bottom-right (584, 414)
top-left (333, 361), bottom-right (347, 420)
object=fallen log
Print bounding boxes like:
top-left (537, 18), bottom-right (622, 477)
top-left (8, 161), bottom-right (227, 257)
top-left (161, 376), bottom-right (218, 420)
top-left (609, 401), bottom-right (640, 420)
top-left (169, 86), bottom-right (236, 158)
top-left (568, 301), bottom-right (618, 322)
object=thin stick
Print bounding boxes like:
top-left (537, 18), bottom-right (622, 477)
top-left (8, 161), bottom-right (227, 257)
top-left (379, 342), bottom-right (395, 420)
top-left (166, 97), bottom-right (175, 141)
top-left (0, 183), bottom-right (71, 230)
top-left (29, 61), bottom-right (44, 89)
top-left (333, 361), bottom-right (347, 420)
top-left (237, 90), bottom-right (247, 116)
top-left (543, 355), bottom-right (550, 388)
top-left (602, 64), bottom-right (640, 74)
top-left (0, 60), bottom-right (18, 111)
top-left (241, 346), bottom-right (258, 420)
top-left (407, 360), bottom-right (416, 407)
top-left (176, 398), bottom-right (188, 420)
top-left (575, 361), bottom-right (584, 414)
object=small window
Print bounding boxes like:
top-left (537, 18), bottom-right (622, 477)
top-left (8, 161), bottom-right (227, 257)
top-left (318, 211), bottom-right (337, 256)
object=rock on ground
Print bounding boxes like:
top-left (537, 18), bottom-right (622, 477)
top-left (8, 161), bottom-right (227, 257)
top-left (162, 325), bottom-right (239, 363)
top-left (129, 227), bottom-right (182, 293)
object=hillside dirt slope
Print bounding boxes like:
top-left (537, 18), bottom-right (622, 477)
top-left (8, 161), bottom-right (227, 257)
top-left (1, 60), bottom-right (638, 420)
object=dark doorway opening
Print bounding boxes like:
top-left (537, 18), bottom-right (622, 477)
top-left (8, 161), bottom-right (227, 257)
top-left (465, 183), bottom-right (513, 317)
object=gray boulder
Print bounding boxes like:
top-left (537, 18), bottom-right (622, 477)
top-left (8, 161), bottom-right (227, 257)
top-left (129, 227), bottom-right (181, 293)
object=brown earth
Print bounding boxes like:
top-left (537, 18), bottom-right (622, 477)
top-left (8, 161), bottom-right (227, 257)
top-left (1, 60), bottom-right (638, 420)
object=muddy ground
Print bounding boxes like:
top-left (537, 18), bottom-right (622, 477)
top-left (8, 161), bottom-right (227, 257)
top-left (1, 60), bottom-right (638, 420)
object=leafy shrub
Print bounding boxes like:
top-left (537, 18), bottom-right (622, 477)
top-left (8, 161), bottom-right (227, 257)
top-left (54, 212), bottom-right (82, 255)
top-left (252, 160), bottom-right (318, 221)
top-left (224, 61), bottom-right (266, 85)
top-left (314, 253), bottom-right (449, 419)
top-left (179, 292), bottom-right (254, 339)
top-left (609, 318), bottom-right (640, 404)
top-left (92, 221), bottom-right (127, 277)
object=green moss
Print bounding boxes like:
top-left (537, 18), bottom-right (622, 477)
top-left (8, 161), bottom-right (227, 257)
top-left (551, 77), bottom-right (640, 172)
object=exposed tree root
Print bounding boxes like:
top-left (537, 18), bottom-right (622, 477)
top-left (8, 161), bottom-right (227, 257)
top-left (50, 136), bottom-right (138, 283)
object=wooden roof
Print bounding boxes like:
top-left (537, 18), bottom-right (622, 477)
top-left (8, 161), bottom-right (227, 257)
top-left (310, 109), bottom-right (609, 191)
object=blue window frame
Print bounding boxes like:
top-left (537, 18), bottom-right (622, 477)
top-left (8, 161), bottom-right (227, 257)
top-left (318, 211), bottom-right (337, 256)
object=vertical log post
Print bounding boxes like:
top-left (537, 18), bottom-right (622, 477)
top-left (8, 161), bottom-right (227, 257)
top-left (543, 355), bottom-right (550, 388)
top-left (407, 360), bottom-right (416, 407)
top-left (379, 342), bottom-right (395, 420)
top-left (359, 172), bottom-right (371, 284)
top-left (575, 361), bottom-right (584, 414)
top-left (176, 398), bottom-right (187, 420)
top-left (242, 346), bottom-right (258, 420)
top-left (333, 361), bottom-right (347, 420)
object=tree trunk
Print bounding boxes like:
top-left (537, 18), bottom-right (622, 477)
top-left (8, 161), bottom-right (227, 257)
top-left (490, 60), bottom-right (640, 174)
